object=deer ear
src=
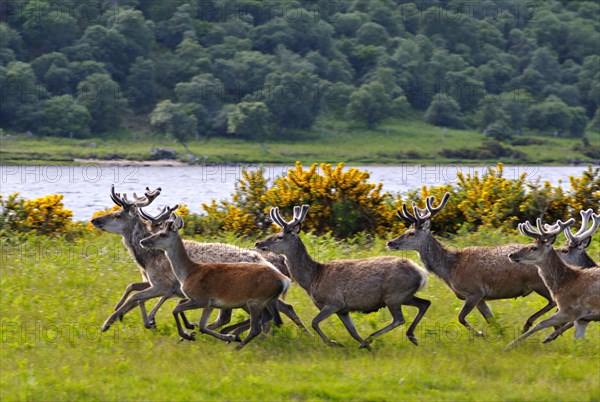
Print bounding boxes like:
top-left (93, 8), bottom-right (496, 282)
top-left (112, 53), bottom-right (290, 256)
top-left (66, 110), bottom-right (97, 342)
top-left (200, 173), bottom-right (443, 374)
top-left (543, 235), bottom-right (557, 246)
top-left (291, 224), bottom-right (301, 235)
top-left (421, 220), bottom-right (431, 231)
top-left (579, 237), bottom-right (592, 250)
top-left (174, 214), bottom-right (184, 231)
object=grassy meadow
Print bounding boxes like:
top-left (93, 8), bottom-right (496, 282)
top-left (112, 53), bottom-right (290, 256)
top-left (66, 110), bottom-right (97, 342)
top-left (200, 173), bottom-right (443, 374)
top-left (1, 230), bottom-right (599, 401)
top-left (1, 119), bottom-right (596, 165)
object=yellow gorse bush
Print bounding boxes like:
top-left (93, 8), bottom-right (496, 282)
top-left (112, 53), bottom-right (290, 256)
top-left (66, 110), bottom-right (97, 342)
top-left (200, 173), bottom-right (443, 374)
top-left (1, 192), bottom-right (73, 235)
top-left (264, 162), bottom-right (403, 237)
top-left (194, 162), bottom-right (598, 238)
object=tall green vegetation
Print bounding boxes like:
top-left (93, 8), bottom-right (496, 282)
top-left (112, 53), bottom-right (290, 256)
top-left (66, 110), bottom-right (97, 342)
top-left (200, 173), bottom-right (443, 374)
top-left (1, 0), bottom-right (598, 144)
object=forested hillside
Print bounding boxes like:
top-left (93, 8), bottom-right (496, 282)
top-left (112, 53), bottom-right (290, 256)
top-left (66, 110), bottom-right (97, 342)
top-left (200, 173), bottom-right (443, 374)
top-left (1, 0), bottom-right (598, 143)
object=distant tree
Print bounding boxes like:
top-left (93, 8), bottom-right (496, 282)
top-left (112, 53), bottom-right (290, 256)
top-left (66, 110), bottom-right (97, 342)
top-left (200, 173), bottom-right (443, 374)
top-left (173, 36), bottom-right (212, 82)
top-left (126, 57), bottom-right (155, 112)
top-left (30, 52), bottom-right (69, 80)
top-left (175, 74), bottom-right (223, 114)
top-left (529, 47), bottom-right (560, 84)
top-left (424, 95), bottom-right (466, 129)
top-left (44, 65), bottom-right (75, 96)
top-left (106, 8), bottom-right (154, 59)
top-left (588, 108), bottom-right (600, 132)
top-left (262, 70), bottom-right (322, 130)
top-left (22, 0), bottom-right (77, 53)
top-left (227, 102), bottom-right (272, 141)
top-left (356, 22), bottom-right (389, 46)
top-left (77, 73), bottom-right (128, 133)
top-left (150, 100), bottom-right (197, 148)
top-left (346, 81), bottom-right (391, 128)
top-left (484, 121), bottom-right (513, 142)
top-left (0, 23), bottom-right (23, 62)
top-left (526, 95), bottom-right (587, 136)
top-left (68, 61), bottom-right (109, 85)
top-left (156, 3), bottom-right (195, 49)
top-left (0, 61), bottom-right (46, 128)
top-left (332, 12), bottom-right (368, 37)
top-left (69, 25), bottom-right (130, 80)
top-left (37, 95), bottom-right (92, 137)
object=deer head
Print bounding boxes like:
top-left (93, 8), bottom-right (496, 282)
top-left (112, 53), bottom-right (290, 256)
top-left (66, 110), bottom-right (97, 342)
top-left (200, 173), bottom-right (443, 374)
top-left (138, 204), bottom-right (179, 232)
top-left (90, 185), bottom-right (161, 234)
top-left (139, 213), bottom-right (184, 251)
top-left (387, 192), bottom-right (450, 251)
top-left (554, 210), bottom-right (599, 267)
top-left (508, 218), bottom-right (575, 264)
top-left (255, 205), bottom-right (310, 254)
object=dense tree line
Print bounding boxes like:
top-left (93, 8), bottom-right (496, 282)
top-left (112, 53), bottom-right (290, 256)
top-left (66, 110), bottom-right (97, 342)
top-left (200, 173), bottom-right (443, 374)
top-left (1, 0), bottom-right (598, 142)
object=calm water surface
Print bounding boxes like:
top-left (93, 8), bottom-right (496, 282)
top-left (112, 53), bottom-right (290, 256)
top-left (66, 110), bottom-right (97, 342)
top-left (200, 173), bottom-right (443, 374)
top-left (0, 164), bottom-right (592, 221)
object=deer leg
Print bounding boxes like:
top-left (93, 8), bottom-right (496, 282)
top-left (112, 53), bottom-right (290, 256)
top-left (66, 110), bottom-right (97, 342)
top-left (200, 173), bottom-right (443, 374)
top-left (574, 319), bottom-right (590, 339)
top-left (114, 282), bottom-right (150, 311)
top-left (543, 322), bottom-right (573, 343)
top-left (170, 298), bottom-right (199, 330)
top-left (312, 305), bottom-right (343, 347)
top-left (198, 308), bottom-right (237, 343)
top-left (206, 309), bottom-right (233, 331)
top-left (221, 320), bottom-right (250, 335)
top-left (505, 312), bottom-right (570, 350)
top-left (102, 287), bottom-right (167, 332)
top-left (476, 301), bottom-right (494, 323)
top-left (522, 300), bottom-right (556, 333)
top-left (336, 312), bottom-right (366, 348)
top-left (277, 299), bottom-right (311, 335)
top-left (172, 299), bottom-right (202, 341)
top-left (403, 296), bottom-right (431, 346)
top-left (362, 304), bottom-right (406, 348)
top-left (266, 300), bottom-right (283, 327)
top-left (458, 295), bottom-right (485, 335)
top-left (235, 303), bottom-right (267, 351)
top-left (146, 295), bottom-right (170, 327)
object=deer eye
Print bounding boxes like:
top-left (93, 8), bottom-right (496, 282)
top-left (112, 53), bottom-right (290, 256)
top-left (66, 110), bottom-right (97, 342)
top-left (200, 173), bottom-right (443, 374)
top-left (408, 232), bottom-right (415, 237)
top-left (276, 235), bottom-right (283, 240)
top-left (159, 233), bottom-right (166, 238)
top-left (531, 246), bottom-right (538, 251)
top-left (114, 213), bottom-right (121, 218)
top-left (561, 249), bottom-right (568, 254)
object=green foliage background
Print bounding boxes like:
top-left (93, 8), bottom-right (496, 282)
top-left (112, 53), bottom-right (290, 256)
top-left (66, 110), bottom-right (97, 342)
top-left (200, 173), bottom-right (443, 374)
top-left (1, 0), bottom-right (599, 148)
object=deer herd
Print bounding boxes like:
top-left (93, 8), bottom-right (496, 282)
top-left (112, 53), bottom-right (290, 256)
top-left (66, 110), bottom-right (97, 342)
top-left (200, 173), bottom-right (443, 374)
top-left (90, 185), bottom-right (599, 351)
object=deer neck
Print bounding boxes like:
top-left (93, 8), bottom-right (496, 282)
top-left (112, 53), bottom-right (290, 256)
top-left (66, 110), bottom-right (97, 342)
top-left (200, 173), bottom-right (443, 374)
top-left (163, 236), bottom-right (196, 283)
top-left (416, 233), bottom-right (455, 283)
top-left (281, 240), bottom-right (322, 291)
top-left (578, 253), bottom-right (597, 269)
top-left (122, 220), bottom-right (162, 270)
top-left (536, 249), bottom-right (577, 293)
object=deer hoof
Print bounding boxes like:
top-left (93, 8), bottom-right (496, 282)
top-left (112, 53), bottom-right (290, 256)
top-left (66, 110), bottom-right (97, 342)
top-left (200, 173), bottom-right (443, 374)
top-left (184, 322), bottom-right (197, 330)
top-left (407, 335), bottom-right (419, 346)
top-left (145, 321), bottom-right (156, 329)
top-left (178, 332), bottom-right (195, 342)
top-left (327, 340), bottom-right (343, 347)
top-left (101, 323), bottom-right (111, 332)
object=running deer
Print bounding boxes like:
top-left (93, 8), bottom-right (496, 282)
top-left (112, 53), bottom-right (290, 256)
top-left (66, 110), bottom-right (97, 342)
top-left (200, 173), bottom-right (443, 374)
top-left (506, 219), bottom-right (600, 349)
top-left (542, 210), bottom-right (600, 342)
top-left (91, 186), bottom-right (306, 335)
top-left (140, 215), bottom-right (291, 350)
top-left (386, 192), bottom-right (556, 334)
top-left (90, 185), bottom-right (187, 329)
top-left (255, 205), bottom-right (430, 349)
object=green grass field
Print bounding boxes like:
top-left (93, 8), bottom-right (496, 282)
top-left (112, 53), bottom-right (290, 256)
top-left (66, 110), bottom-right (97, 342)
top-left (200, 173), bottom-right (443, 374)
top-left (1, 230), bottom-right (599, 401)
top-left (1, 119), bottom-right (596, 165)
